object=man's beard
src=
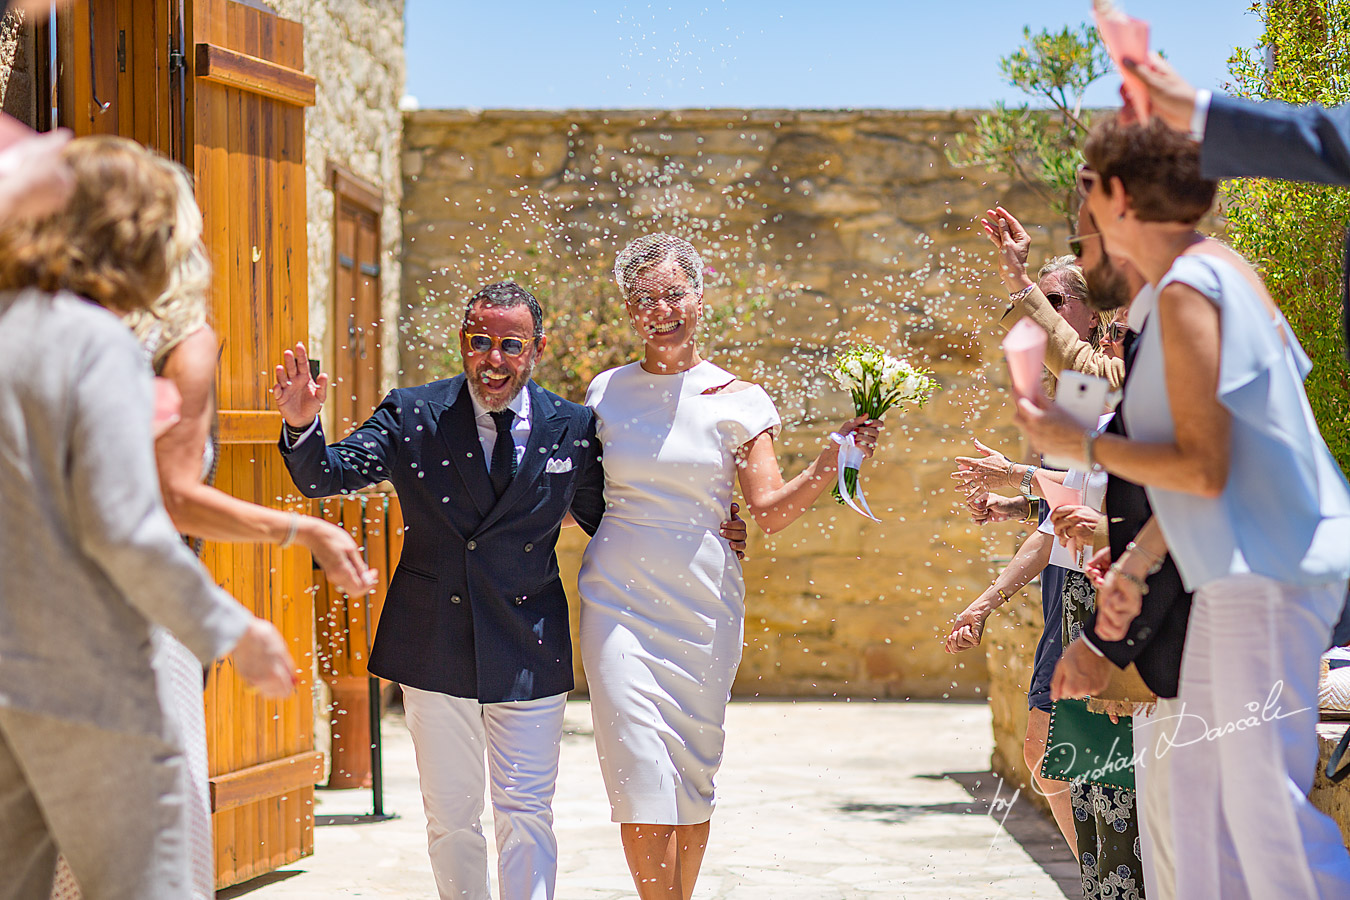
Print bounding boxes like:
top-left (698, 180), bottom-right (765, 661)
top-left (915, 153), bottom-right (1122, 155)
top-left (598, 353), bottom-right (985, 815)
top-left (466, 361), bottom-right (533, 411)
top-left (1085, 255), bottom-right (1133, 312)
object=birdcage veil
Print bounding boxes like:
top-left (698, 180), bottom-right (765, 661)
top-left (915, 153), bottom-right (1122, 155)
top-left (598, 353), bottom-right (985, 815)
top-left (613, 233), bottom-right (704, 296)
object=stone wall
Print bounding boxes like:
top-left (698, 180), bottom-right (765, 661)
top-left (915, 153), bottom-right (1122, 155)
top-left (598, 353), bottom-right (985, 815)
top-left (260, 0), bottom-right (405, 394)
top-left (0, 10), bottom-right (38, 125)
top-left (402, 107), bottom-right (1065, 712)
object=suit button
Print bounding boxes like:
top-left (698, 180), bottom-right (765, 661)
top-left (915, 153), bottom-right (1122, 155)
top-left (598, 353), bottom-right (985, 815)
top-left (515, 597), bottom-right (523, 605)
top-left (1136, 627), bottom-right (1152, 640)
top-left (524, 543), bottom-right (533, 552)
top-left (466, 540), bottom-right (477, 551)
top-left (450, 594), bottom-right (462, 604)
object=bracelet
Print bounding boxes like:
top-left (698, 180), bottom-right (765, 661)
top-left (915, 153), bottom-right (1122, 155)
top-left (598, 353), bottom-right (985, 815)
top-left (279, 512), bottom-right (300, 549)
top-left (1008, 284), bottom-right (1036, 304)
top-left (995, 587), bottom-right (1012, 604)
top-left (1021, 496), bottom-right (1039, 524)
top-left (1019, 465), bottom-right (1038, 499)
top-left (1125, 540), bottom-right (1165, 575)
top-left (1082, 428), bottom-right (1098, 471)
top-left (1109, 561), bottom-right (1150, 595)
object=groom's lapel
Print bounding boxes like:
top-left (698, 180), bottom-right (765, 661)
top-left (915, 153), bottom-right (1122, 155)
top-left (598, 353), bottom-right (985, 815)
top-left (438, 377), bottom-right (495, 520)
top-left (478, 381), bottom-right (560, 533)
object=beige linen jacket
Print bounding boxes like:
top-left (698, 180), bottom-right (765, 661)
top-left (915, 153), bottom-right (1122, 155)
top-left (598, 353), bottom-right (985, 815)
top-left (0, 289), bottom-right (251, 738)
top-left (998, 284), bottom-right (1125, 391)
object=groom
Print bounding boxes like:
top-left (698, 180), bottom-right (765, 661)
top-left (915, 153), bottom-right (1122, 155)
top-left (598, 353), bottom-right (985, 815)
top-left (274, 281), bottom-right (603, 900)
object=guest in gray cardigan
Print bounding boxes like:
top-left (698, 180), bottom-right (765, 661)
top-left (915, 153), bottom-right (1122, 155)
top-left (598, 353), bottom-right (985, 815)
top-left (0, 135), bottom-right (295, 900)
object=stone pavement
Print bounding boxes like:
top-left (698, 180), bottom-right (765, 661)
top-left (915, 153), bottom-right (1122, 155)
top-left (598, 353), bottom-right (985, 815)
top-left (221, 700), bottom-right (1079, 899)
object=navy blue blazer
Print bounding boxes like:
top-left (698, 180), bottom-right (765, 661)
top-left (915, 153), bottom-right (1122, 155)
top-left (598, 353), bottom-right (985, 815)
top-left (279, 376), bottom-right (605, 702)
top-left (1203, 93), bottom-right (1350, 185)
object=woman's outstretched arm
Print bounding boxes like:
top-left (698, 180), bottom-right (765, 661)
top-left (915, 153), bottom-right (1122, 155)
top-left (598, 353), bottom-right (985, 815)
top-left (736, 412), bottom-right (880, 535)
top-left (156, 326), bottom-right (376, 596)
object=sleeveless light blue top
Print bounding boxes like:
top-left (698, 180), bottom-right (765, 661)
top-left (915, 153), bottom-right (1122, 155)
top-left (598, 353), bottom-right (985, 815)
top-left (1120, 253), bottom-right (1350, 591)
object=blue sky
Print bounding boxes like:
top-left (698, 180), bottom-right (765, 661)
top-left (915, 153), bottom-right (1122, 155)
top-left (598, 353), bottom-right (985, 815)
top-left (403, 1), bottom-right (1265, 110)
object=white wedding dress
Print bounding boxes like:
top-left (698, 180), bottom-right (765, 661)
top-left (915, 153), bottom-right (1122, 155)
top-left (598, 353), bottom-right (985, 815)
top-left (579, 360), bottom-right (779, 824)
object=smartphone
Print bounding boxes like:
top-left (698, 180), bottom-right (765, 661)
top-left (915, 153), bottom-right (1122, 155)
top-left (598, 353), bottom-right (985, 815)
top-left (1043, 371), bottom-right (1109, 469)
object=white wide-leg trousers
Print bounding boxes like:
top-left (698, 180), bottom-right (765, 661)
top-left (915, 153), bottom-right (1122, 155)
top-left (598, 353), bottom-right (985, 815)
top-left (1153, 574), bottom-right (1350, 899)
top-left (402, 686), bottom-right (566, 900)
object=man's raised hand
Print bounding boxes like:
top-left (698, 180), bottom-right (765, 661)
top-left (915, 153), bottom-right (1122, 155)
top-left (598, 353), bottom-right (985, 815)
top-left (273, 342), bottom-right (327, 429)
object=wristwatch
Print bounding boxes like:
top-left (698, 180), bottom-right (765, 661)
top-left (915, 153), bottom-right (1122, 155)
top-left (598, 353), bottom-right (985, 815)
top-left (1019, 465), bottom-right (1038, 500)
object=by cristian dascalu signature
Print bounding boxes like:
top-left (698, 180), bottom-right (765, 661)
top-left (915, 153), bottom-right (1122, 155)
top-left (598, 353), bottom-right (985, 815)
top-left (981, 681), bottom-right (1311, 856)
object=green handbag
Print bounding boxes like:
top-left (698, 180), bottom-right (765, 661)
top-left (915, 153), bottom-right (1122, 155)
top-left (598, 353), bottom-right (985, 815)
top-left (1040, 697), bottom-right (1136, 791)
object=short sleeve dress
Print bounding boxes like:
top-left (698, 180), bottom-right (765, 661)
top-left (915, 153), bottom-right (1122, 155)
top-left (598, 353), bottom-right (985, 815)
top-left (579, 360), bottom-right (779, 825)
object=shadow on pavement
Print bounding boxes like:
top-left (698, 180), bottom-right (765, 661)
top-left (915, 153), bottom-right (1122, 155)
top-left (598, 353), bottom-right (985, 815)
top-left (835, 769), bottom-right (1079, 898)
top-left (216, 869), bottom-right (304, 898)
top-left (946, 770), bottom-right (1080, 898)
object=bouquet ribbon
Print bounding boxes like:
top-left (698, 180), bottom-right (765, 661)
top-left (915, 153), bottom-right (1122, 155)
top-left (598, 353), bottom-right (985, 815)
top-left (830, 432), bottom-right (880, 522)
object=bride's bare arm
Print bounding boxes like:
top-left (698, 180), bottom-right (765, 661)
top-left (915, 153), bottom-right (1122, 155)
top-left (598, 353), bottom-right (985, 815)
top-left (736, 415), bottom-right (880, 535)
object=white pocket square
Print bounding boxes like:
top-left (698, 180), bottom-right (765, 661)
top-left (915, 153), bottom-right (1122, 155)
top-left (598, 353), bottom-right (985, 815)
top-left (545, 457), bottom-right (574, 474)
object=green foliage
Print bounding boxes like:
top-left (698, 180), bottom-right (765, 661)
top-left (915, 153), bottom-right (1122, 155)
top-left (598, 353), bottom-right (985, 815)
top-left (1223, 0), bottom-right (1350, 471)
top-left (947, 24), bottom-right (1111, 227)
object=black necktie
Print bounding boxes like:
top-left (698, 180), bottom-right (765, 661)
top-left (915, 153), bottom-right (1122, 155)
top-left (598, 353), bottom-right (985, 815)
top-left (489, 409), bottom-right (516, 498)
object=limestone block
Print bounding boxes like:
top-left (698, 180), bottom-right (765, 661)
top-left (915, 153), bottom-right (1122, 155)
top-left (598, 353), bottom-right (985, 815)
top-left (1312, 723), bottom-right (1350, 847)
top-left (847, 131), bottom-right (944, 185)
top-left (765, 132), bottom-right (846, 180)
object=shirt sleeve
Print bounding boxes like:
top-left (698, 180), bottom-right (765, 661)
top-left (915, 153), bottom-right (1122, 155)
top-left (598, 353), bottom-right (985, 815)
top-left (1191, 89), bottom-right (1213, 141)
top-left (68, 329), bottom-right (252, 664)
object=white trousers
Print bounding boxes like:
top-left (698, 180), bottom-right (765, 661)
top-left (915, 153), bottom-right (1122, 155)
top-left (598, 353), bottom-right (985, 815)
top-left (1144, 574), bottom-right (1350, 900)
top-left (1133, 697), bottom-right (1180, 900)
top-left (402, 687), bottom-right (566, 900)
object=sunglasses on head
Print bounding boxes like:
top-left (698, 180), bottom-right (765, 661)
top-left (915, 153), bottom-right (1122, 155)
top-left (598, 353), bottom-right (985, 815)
top-left (464, 333), bottom-right (531, 357)
top-left (1107, 321), bottom-right (1130, 343)
top-left (1066, 231), bottom-right (1102, 258)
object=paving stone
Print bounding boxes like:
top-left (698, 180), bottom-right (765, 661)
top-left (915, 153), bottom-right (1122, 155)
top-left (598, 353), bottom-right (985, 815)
top-left (221, 700), bottom-right (1073, 899)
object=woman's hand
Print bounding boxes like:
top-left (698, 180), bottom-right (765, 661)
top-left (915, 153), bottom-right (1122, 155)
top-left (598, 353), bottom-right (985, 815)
top-left (944, 601), bottom-right (992, 653)
top-left (979, 206), bottom-right (1033, 291)
top-left (966, 492), bottom-right (1027, 525)
top-left (836, 415), bottom-right (881, 458)
top-left (950, 438), bottom-right (1015, 495)
top-left (300, 518), bottom-right (378, 596)
top-left (1050, 503), bottom-right (1102, 557)
top-left (230, 618), bottom-right (298, 699)
top-left (1014, 396), bottom-right (1088, 468)
top-left (1050, 637), bottom-right (1113, 701)
top-left (1095, 561), bottom-right (1146, 642)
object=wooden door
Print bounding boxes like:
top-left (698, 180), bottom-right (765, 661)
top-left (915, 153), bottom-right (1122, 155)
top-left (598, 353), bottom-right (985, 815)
top-left (55, 0), bottom-right (321, 887)
top-left (329, 164), bottom-right (384, 436)
top-left (188, 1), bottom-right (320, 888)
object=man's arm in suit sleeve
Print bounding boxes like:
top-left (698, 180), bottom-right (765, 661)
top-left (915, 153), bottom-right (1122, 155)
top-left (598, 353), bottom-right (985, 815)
top-left (69, 335), bottom-right (252, 664)
top-left (1083, 575), bottom-right (1182, 670)
top-left (568, 411), bottom-right (606, 537)
top-left (279, 391), bottom-right (401, 498)
top-left (997, 285), bottom-right (1126, 390)
top-left (1203, 93), bottom-right (1350, 186)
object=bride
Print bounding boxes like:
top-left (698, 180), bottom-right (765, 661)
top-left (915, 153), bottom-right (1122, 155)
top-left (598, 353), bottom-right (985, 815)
top-left (579, 233), bottom-right (881, 899)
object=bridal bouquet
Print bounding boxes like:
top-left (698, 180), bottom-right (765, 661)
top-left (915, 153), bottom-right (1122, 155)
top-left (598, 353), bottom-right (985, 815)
top-left (830, 344), bottom-right (936, 520)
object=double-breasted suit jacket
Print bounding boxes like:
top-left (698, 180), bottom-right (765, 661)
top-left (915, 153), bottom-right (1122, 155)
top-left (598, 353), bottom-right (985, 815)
top-left (280, 375), bottom-right (605, 702)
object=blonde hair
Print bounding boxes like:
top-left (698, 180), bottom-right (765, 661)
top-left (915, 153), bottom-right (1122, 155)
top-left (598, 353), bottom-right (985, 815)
top-left (614, 233), bottom-right (704, 296)
top-left (126, 157), bottom-right (211, 368)
top-left (1037, 255), bottom-right (1105, 349)
top-left (0, 135), bottom-right (177, 314)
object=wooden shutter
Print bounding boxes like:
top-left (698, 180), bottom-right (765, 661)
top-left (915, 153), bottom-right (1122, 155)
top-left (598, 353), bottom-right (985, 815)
top-left (188, 1), bottom-right (320, 888)
top-left (328, 163), bottom-right (384, 435)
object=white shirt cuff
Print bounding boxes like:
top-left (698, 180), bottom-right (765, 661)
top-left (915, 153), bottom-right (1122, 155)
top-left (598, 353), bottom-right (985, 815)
top-left (282, 418), bottom-right (320, 449)
top-left (1190, 89), bottom-right (1212, 141)
top-left (1082, 635), bottom-right (1107, 657)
